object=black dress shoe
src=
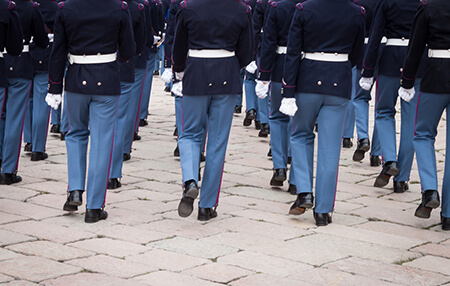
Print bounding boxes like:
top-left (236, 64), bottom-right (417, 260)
top-left (267, 148), bottom-right (272, 157)
top-left (85, 209), bottom-right (108, 223)
top-left (243, 109), bottom-right (256, 126)
top-left (441, 214), bottom-right (450, 231)
top-left (24, 143), bottom-right (32, 152)
top-left (133, 132), bottom-right (141, 141)
top-left (153, 70), bottom-right (159, 76)
top-left (393, 180), bottom-right (408, 193)
top-left (60, 132), bottom-right (67, 141)
top-left (139, 119), bottom-right (148, 127)
top-left (173, 127), bottom-right (178, 137)
top-left (107, 178), bottom-right (122, 189)
top-left (415, 190), bottom-right (440, 219)
top-left (174, 145), bottom-right (180, 157)
top-left (342, 138), bottom-right (353, 148)
top-left (288, 183), bottom-right (297, 195)
top-left (31, 152), bottom-right (48, 161)
top-left (63, 190), bottom-right (83, 211)
top-left (234, 106), bottom-right (242, 114)
top-left (270, 169), bottom-right (286, 186)
top-left (352, 138), bottom-right (370, 161)
top-left (314, 211), bottom-right (332, 226)
top-left (255, 120), bottom-right (261, 130)
top-left (370, 155), bottom-right (381, 167)
top-left (198, 206), bottom-right (218, 221)
top-left (164, 86), bottom-right (171, 93)
top-left (258, 124), bottom-right (270, 137)
top-left (198, 168), bottom-right (202, 182)
top-left (289, 193), bottom-right (314, 215)
top-left (200, 152), bottom-right (206, 162)
top-left (123, 153), bottom-right (131, 161)
top-left (0, 173), bottom-right (22, 185)
top-left (287, 157), bottom-right (292, 165)
top-left (374, 161), bottom-right (399, 188)
top-left (50, 124), bottom-right (61, 134)
top-left (314, 123), bottom-right (318, 132)
top-left (178, 180), bottom-right (199, 217)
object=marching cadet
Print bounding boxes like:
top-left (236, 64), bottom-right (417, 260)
top-left (1, 0), bottom-right (48, 185)
top-left (173, 0), bottom-right (253, 221)
top-left (255, 0), bottom-right (302, 193)
top-left (0, 0), bottom-right (23, 171)
top-left (47, 0), bottom-right (135, 222)
top-left (108, 0), bottom-right (146, 189)
top-left (351, 0), bottom-right (382, 167)
top-left (359, 0), bottom-right (426, 192)
top-left (280, 0), bottom-right (365, 226)
top-left (29, 0), bottom-right (58, 162)
top-left (400, 0), bottom-right (450, 230)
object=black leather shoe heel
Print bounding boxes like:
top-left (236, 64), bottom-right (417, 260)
top-left (314, 211), bottom-right (332, 226)
top-left (198, 206), bottom-right (218, 221)
top-left (374, 161), bottom-right (399, 188)
top-left (85, 209), bottom-right (108, 223)
top-left (393, 181), bottom-right (408, 193)
top-left (63, 190), bottom-right (84, 211)
top-left (414, 190), bottom-right (440, 219)
top-left (178, 181), bottom-right (199, 217)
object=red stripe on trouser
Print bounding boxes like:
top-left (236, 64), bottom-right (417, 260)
top-left (215, 159), bottom-right (226, 206)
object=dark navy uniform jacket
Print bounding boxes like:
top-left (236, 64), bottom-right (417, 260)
top-left (282, 0), bottom-right (365, 99)
top-left (353, 0), bottom-right (377, 70)
top-left (48, 0), bottom-right (135, 96)
top-left (163, 0), bottom-right (182, 69)
top-left (5, 0), bottom-right (48, 80)
top-left (361, 0), bottom-right (425, 78)
top-left (172, 0), bottom-right (254, 96)
top-left (135, 0), bottom-right (152, 69)
top-left (30, 0), bottom-right (58, 73)
top-left (119, 0), bottom-right (147, 83)
top-left (147, 0), bottom-right (164, 54)
top-left (0, 0), bottom-right (23, 87)
top-left (258, 0), bottom-right (302, 82)
top-left (253, 0), bottom-right (269, 59)
top-left (401, 0), bottom-right (450, 94)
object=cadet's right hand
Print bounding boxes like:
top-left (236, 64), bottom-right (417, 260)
top-left (161, 68), bottom-right (172, 83)
top-left (279, 98), bottom-right (298, 116)
top-left (45, 93), bottom-right (62, 110)
top-left (245, 61), bottom-right (258, 74)
top-left (359, 77), bottom-right (373, 91)
top-left (153, 36), bottom-right (161, 45)
top-left (255, 80), bottom-right (270, 99)
top-left (171, 81), bottom-right (183, 97)
top-left (398, 87), bottom-right (415, 102)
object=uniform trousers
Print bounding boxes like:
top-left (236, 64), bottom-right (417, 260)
top-left (269, 82), bottom-right (290, 170)
top-left (110, 82), bottom-right (133, 179)
top-left (244, 71), bottom-right (257, 112)
top-left (2, 78), bottom-right (32, 174)
top-left (51, 106), bottom-right (61, 126)
top-left (65, 92), bottom-right (118, 209)
top-left (60, 94), bottom-right (69, 133)
top-left (376, 75), bottom-right (420, 181)
top-left (343, 68), bottom-right (356, 138)
top-left (124, 68), bottom-right (145, 154)
top-left (139, 52), bottom-right (156, 122)
top-left (32, 71), bottom-right (51, 152)
top-left (24, 87), bottom-right (33, 144)
top-left (179, 94), bottom-right (236, 208)
top-left (0, 87), bottom-right (6, 162)
top-left (291, 92), bottom-right (348, 213)
top-left (235, 69), bottom-right (245, 107)
top-left (413, 92), bottom-right (450, 218)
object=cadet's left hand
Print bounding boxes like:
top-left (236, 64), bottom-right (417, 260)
top-left (359, 77), bottom-right (373, 91)
top-left (255, 80), bottom-right (270, 99)
top-left (48, 33), bottom-right (54, 42)
top-left (45, 93), bottom-right (62, 110)
top-left (172, 81), bottom-right (183, 97)
top-left (279, 98), bottom-right (298, 116)
top-left (245, 61), bottom-right (258, 74)
top-left (161, 68), bottom-right (172, 83)
top-left (398, 87), bottom-right (415, 102)
top-left (153, 36), bottom-right (161, 45)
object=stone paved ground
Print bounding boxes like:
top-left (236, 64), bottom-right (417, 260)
top-left (0, 77), bottom-right (449, 285)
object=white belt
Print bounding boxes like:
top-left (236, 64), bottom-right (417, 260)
top-left (364, 38), bottom-right (369, 44)
top-left (385, 38), bottom-right (409, 46)
top-left (188, 49), bottom-right (235, 58)
top-left (68, 53), bottom-right (117, 65)
top-left (276, 46), bottom-right (287, 54)
top-left (428, 49), bottom-right (450, 59)
top-left (365, 37), bottom-right (388, 44)
top-left (0, 52), bottom-right (3, 58)
top-left (304, 52), bottom-right (349, 62)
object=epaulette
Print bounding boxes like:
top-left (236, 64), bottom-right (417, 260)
top-left (246, 5), bottom-right (252, 13)
top-left (360, 6), bottom-right (365, 15)
top-left (121, 1), bottom-right (128, 9)
top-left (420, 0), bottom-right (427, 5)
top-left (138, 3), bottom-right (144, 10)
top-left (296, 2), bottom-right (303, 9)
top-left (33, 2), bottom-right (39, 7)
top-left (180, 0), bottom-right (187, 9)
top-left (8, 1), bottom-right (16, 10)
top-left (58, 1), bottom-right (64, 8)
top-left (269, 0), bottom-right (277, 7)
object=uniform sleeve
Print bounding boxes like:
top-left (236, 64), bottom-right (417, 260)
top-left (258, 6), bottom-right (279, 81)
top-left (252, 2), bottom-right (264, 59)
top-left (361, 0), bottom-right (387, 77)
top-left (144, 4), bottom-right (154, 47)
top-left (117, 9), bottom-right (136, 62)
top-left (163, 2), bottom-right (178, 68)
top-left (172, 8), bottom-right (189, 72)
top-left (235, 12), bottom-right (254, 69)
top-left (48, 9), bottom-right (67, 94)
top-left (31, 5), bottom-right (49, 48)
top-left (349, 13), bottom-right (366, 68)
top-left (4, 9), bottom-right (23, 57)
top-left (282, 8), bottom-right (303, 98)
top-left (134, 8), bottom-right (147, 55)
top-left (401, 5), bottom-right (428, 89)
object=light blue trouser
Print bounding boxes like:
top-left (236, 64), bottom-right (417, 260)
top-left (291, 92), bottom-right (348, 213)
top-left (51, 106), bottom-right (61, 125)
top-left (179, 94), bottom-right (236, 208)
top-left (353, 69), bottom-right (381, 156)
top-left (235, 69), bottom-right (245, 107)
top-left (343, 68), bottom-right (356, 138)
top-left (65, 92), bottom-right (118, 209)
top-left (154, 45), bottom-right (163, 72)
top-left (139, 52), bottom-right (156, 121)
top-left (175, 95), bottom-right (182, 132)
top-left (2, 78), bottom-right (32, 174)
top-left (413, 92), bottom-right (450, 217)
top-left (257, 94), bottom-right (269, 124)
top-left (124, 68), bottom-right (146, 154)
top-left (244, 71), bottom-right (257, 112)
top-left (24, 85), bottom-right (33, 144)
top-left (375, 75), bottom-right (420, 181)
top-left (269, 82), bottom-right (290, 169)
top-left (110, 82), bottom-right (133, 179)
top-left (0, 87), bottom-right (6, 161)
top-left (60, 94), bottom-right (69, 133)
top-left (32, 72), bottom-right (51, 152)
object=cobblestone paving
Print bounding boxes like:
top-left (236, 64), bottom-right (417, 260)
top-left (0, 78), bottom-right (449, 285)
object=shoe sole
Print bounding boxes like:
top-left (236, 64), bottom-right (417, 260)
top-left (289, 207), bottom-right (306, 215)
top-left (243, 119), bottom-right (252, 126)
top-left (270, 179), bottom-right (283, 187)
top-left (299, 202), bottom-right (313, 209)
top-left (69, 200), bottom-right (82, 207)
top-left (352, 150), bottom-right (366, 162)
top-left (274, 174), bottom-right (287, 182)
top-left (63, 203), bottom-right (78, 211)
top-left (425, 200), bottom-right (440, 209)
top-left (31, 156), bottom-right (48, 162)
top-left (178, 188), bottom-right (199, 217)
top-left (258, 133), bottom-right (268, 138)
top-left (374, 167), bottom-right (399, 188)
top-left (415, 205), bottom-right (433, 219)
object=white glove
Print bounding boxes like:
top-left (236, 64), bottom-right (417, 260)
top-left (359, 77), bottom-right (373, 91)
top-left (245, 61), bottom-right (258, 74)
top-left (255, 80), bottom-right (270, 99)
top-left (279, 98), bottom-right (298, 116)
top-left (398, 87), bottom-right (415, 103)
top-left (161, 33), bottom-right (166, 42)
top-left (161, 68), bottom-right (172, 83)
top-left (48, 33), bottom-right (54, 42)
top-left (172, 81), bottom-right (183, 97)
top-left (45, 93), bottom-right (62, 110)
top-left (174, 71), bottom-right (184, 81)
top-left (153, 36), bottom-right (161, 45)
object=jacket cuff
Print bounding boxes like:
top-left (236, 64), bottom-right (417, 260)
top-left (258, 70), bottom-right (271, 81)
top-left (400, 76), bottom-right (415, 90)
top-left (281, 85), bottom-right (296, 98)
top-left (164, 59), bottom-right (172, 68)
